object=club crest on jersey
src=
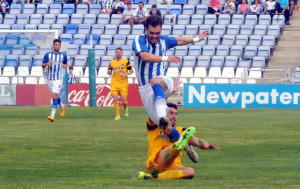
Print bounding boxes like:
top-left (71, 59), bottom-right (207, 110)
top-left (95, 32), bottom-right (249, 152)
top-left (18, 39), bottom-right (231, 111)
top-left (159, 131), bottom-right (170, 141)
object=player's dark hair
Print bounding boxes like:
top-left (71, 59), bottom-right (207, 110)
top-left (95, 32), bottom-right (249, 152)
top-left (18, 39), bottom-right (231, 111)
top-left (139, 1), bottom-right (144, 5)
top-left (145, 15), bottom-right (163, 29)
top-left (69, 66), bottom-right (74, 70)
top-left (53, 38), bottom-right (61, 45)
top-left (116, 47), bottom-right (123, 51)
top-left (127, 2), bottom-right (131, 5)
top-left (152, 4), bottom-right (157, 8)
top-left (167, 103), bottom-right (177, 110)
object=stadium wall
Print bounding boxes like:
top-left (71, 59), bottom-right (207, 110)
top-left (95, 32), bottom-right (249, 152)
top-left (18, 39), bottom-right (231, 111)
top-left (0, 84), bottom-right (143, 107)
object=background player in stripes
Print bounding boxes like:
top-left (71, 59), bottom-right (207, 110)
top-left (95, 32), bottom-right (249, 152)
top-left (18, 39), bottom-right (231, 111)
top-left (132, 15), bottom-right (209, 130)
top-left (42, 39), bottom-right (68, 122)
top-left (107, 47), bottom-right (134, 120)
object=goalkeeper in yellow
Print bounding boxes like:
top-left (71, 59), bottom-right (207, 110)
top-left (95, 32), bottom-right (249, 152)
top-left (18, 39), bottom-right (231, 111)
top-left (107, 47), bottom-right (133, 120)
top-left (138, 103), bottom-right (220, 179)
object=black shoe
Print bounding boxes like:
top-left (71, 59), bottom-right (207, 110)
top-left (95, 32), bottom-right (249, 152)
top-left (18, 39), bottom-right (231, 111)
top-left (159, 117), bottom-right (168, 132)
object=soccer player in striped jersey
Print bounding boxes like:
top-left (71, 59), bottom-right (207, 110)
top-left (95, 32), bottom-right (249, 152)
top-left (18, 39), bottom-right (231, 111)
top-left (42, 39), bottom-right (68, 122)
top-left (132, 15), bottom-right (209, 131)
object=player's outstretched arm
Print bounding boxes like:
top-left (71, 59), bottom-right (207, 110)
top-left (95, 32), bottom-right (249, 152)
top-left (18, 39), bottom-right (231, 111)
top-left (176, 31), bottom-right (209, 46)
top-left (189, 136), bottom-right (220, 150)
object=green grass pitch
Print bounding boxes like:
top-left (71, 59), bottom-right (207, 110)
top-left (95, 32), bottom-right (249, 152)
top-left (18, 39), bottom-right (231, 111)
top-left (0, 106), bottom-right (299, 188)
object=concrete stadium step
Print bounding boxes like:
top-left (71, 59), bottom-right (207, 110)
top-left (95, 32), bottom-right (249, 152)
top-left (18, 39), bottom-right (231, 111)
top-left (277, 40), bottom-right (300, 46)
top-left (282, 30), bottom-right (300, 36)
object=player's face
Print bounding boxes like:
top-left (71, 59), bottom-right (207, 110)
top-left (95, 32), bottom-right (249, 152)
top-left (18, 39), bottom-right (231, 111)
top-left (115, 49), bottom-right (123, 58)
top-left (146, 25), bottom-right (162, 45)
top-left (53, 42), bottom-right (61, 52)
top-left (167, 107), bottom-right (177, 127)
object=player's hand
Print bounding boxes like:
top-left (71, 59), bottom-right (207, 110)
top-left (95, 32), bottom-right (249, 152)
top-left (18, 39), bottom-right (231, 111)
top-left (198, 30), bottom-right (209, 40)
top-left (282, 10), bottom-right (285, 14)
top-left (47, 60), bottom-right (52, 66)
top-left (204, 143), bottom-right (220, 150)
top-left (172, 76), bottom-right (182, 93)
top-left (62, 64), bottom-right (68, 69)
top-left (167, 56), bottom-right (181, 63)
top-left (120, 73), bottom-right (127, 77)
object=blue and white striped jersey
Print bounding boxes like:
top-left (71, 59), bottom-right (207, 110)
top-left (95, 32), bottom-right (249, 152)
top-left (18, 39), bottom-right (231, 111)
top-left (132, 34), bottom-right (177, 86)
top-left (102, 0), bottom-right (114, 9)
top-left (68, 73), bottom-right (77, 84)
top-left (42, 52), bottom-right (67, 81)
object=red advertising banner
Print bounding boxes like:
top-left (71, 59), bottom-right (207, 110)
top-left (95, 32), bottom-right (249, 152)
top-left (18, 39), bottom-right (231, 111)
top-left (68, 84), bottom-right (143, 107)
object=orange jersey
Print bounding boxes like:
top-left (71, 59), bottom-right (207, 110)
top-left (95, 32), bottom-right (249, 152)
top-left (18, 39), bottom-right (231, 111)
top-left (146, 120), bottom-right (186, 173)
top-left (108, 58), bottom-right (132, 87)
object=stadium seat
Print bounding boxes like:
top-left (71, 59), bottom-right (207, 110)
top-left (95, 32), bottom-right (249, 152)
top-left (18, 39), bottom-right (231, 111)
top-left (248, 57), bottom-right (265, 78)
top-left (39, 46), bottom-right (51, 55)
top-left (177, 14), bottom-right (190, 25)
top-left (194, 55), bottom-right (210, 77)
top-left (0, 24), bottom-right (10, 30)
top-left (218, 14), bottom-right (230, 26)
top-left (52, 24), bottom-right (64, 35)
top-left (175, 46), bottom-right (188, 56)
top-left (86, 34), bottom-right (99, 47)
top-left (113, 34), bottom-right (126, 45)
top-left (226, 25), bottom-right (240, 35)
top-left (79, 45), bottom-right (90, 56)
top-left (257, 46), bottom-right (270, 59)
top-left (83, 14), bottom-right (96, 24)
top-left (44, 14), bottom-right (56, 24)
top-left (207, 35), bottom-right (221, 47)
top-left (0, 77), bottom-right (10, 84)
top-left (213, 25), bottom-right (226, 36)
top-left (245, 15), bottom-right (257, 26)
top-left (182, 5), bottom-right (195, 16)
top-left (254, 25), bottom-right (267, 36)
top-left (33, 55), bottom-right (44, 66)
top-left (62, 4), bottom-right (75, 16)
top-left (74, 55), bottom-right (87, 67)
top-left (248, 35), bottom-right (262, 46)
top-left (165, 48), bottom-right (175, 56)
top-left (199, 25), bottom-right (212, 35)
top-left (10, 4), bottom-right (22, 15)
top-left (189, 77), bottom-right (201, 83)
top-left (161, 25), bottom-right (172, 35)
top-left (12, 45), bottom-right (24, 56)
top-left (60, 34), bottom-right (73, 43)
top-left (73, 34), bottom-right (86, 46)
top-left (170, 5), bottom-right (182, 16)
top-left (234, 58), bottom-right (251, 78)
top-left (25, 24), bottom-right (37, 30)
top-left (243, 46), bottom-right (257, 59)
top-left (89, 4), bottom-right (101, 15)
top-left (235, 35), bottom-right (249, 47)
top-left (99, 35), bottom-right (113, 45)
top-left (76, 4), bottom-right (88, 14)
top-left (262, 36), bottom-right (275, 49)
top-left (98, 56), bottom-right (113, 78)
top-left (122, 45), bottom-right (132, 56)
top-left (216, 45), bottom-right (230, 56)
top-left (17, 14), bottom-right (30, 25)
top-left (164, 14), bottom-right (177, 25)
top-left (202, 45), bottom-right (215, 57)
top-left (67, 44), bottom-right (80, 57)
top-left (26, 46), bottom-right (38, 56)
top-left (11, 77), bottom-right (24, 84)
top-left (172, 25), bottom-right (185, 35)
top-left (106, 45), bottom-right (118, 56)
top-left (126, 35), bottom-right (137, 45)
top-left (49, 4), bottom-right (62, 15)
top-left (97, 14), bottom-right (110, 25)
top-left (23, 4), bottom-right (36, 15)
top-left (78, 24), bottom-right (91, 35)
top-left (30, 14), bottom-right (43, 25)
top-left (3, 15), bottom-right (16, 26)
top-left (2, 67), bottom-right (15, 76)
top-left (188, 46), bottom-right (202, 56)
top-left (6, 55), bottom-right (18, 69)
top-left (110, 14), bottom-right (122, 25)
top-left (6, 34), bottom-right (19, 45)
top-left (36, 4), bottom-right (49, 15)
top-left (66, 24), bottom-right (78, 35)
top-left (204, 14), bottom-right (217, 26)
top-left (191, 15), bottom-right (204, 26)
top-left (271, 15), bottom-right (285, 28)
top-left (91, 24), bottom-right (104, 35)
top-left (196, 5), bottom-right (208, 15)
top-left (71, 14), bottom-right (83, 25)
top-left (231, 14), bottom-right (244, 26)
top-left (119, 24), bottom-right (131, 35)
top-left (94, 45), bottom-right (107, 57)
top-left (56, 14), bottom-right (70, 25)
top-left (267, 25), bottom-right (280, 38)
top-left (157, 5), bottom-right (168, 15)
top-left (185, 25), bottom-right (198, 35)
top-left (25, 77), bottom-right (38, 84)
top-left (132, 25), bottom-right (144, 35)
top-left (240, 25), bottom-right (253, 37)
top-left (222, 56), bottom-right (238, 82)
top-left (229, 45), bottom-right (243, 57)
top-left (11, 24), bottom-right (23, 30)
top-left (17, 66), bottom-right (30, 76)
top-left (104, 24), bottom-right (118, 35)
top-left (0, 55), bottom-right (5, 69)
top-left (258, 15), bottom-right (271, 26)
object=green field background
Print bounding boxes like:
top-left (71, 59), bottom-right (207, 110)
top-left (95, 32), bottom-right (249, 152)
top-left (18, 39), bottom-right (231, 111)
top-left (0, 106), bottom-right (299, 189)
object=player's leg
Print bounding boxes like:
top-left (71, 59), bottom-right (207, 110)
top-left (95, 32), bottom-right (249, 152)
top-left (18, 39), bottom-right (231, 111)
top-left (154, 167), bottom-right (194, 179)
top-left (120, 87), bottom-right (129, 117)
top-left (112, 94), bottom-right (120, 120)
top-left (49, 92), bottom-right (59, 122)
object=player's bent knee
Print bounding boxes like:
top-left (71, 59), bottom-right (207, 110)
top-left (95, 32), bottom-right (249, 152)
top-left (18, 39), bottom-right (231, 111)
top-left (150, 77), bottom-right (163, 86)
top-left (183, 167), bottom-right (195, 179)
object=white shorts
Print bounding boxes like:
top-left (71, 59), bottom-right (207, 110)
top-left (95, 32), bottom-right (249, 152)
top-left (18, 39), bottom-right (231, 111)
top-left (139, 76), bottom-right (174, 125)
top-left (48, 80), bottom-right (63, 94)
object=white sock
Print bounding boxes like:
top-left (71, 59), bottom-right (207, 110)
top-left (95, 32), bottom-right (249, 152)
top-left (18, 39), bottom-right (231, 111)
top-left (59, 102), bottom-right (63, 109)
top-left (51, 108), bottom-right (57, 117)
top-left (155, 98), bottom-right (167, 118)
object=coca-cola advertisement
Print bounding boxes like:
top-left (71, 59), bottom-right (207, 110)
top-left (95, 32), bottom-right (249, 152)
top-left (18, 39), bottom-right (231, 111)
top-left (68, 84), bottom-right (143, 107)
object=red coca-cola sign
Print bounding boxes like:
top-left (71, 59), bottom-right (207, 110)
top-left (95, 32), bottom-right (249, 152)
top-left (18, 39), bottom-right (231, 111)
top-left (68, 84), bottom-right (143, 107)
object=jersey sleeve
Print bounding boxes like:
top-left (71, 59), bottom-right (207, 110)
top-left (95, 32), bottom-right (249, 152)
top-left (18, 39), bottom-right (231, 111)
top-left (146, 118), bottom-right (158, 131)
top-left (132, 35), bottom-right (149, 55)
top-left (161, 35), bottom-right (178, 50)
top-left (63, 53), bottom-right (67, 64)
top-left (42, 52), bottom-right (49, 64)
top-left (108, 61), bottom-right (113, 70)
top-left (126, 59), bottom-right (133, 71)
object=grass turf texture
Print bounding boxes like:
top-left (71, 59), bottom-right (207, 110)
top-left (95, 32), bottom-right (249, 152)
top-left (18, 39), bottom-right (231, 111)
top-left (0, 106), bottom-right (299, 189)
